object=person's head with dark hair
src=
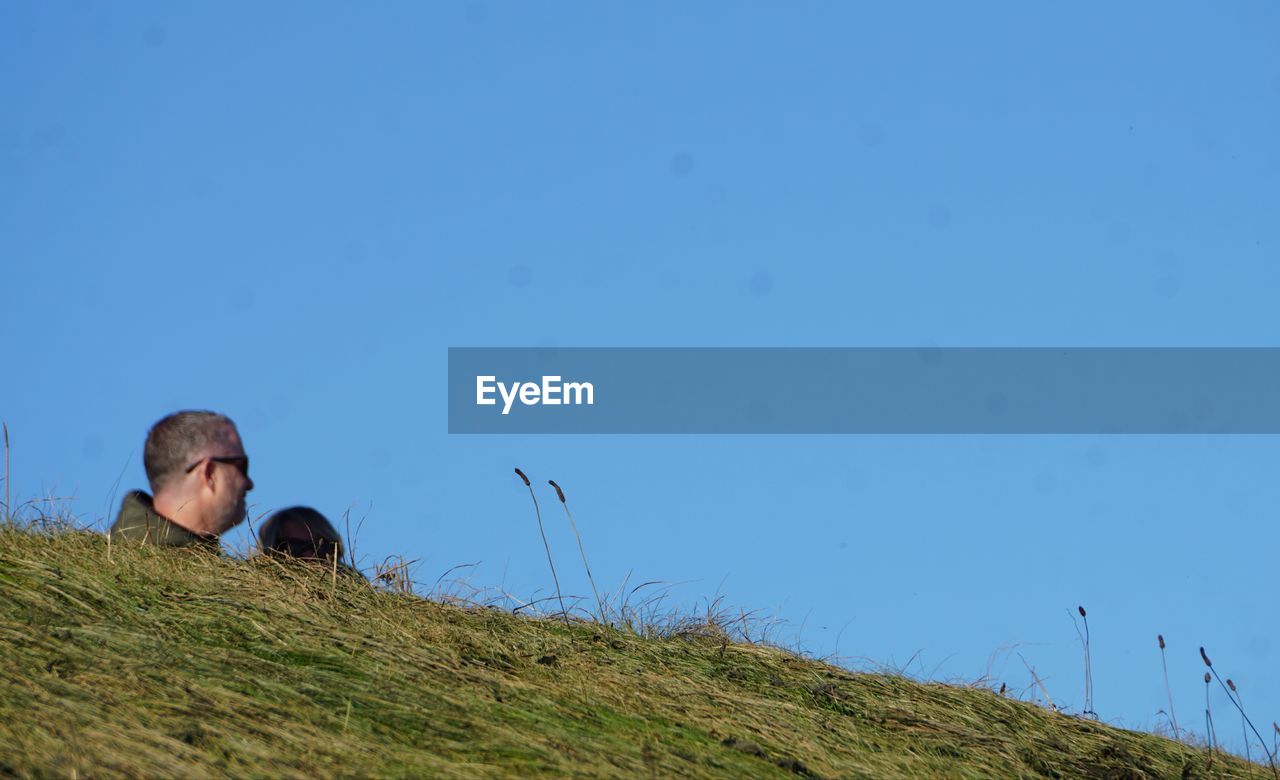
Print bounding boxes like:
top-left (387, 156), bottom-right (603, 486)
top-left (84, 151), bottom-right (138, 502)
top-left (258, 506), bottom-right (344, 563)
top-left (110, 410), bottom-right (254, 548)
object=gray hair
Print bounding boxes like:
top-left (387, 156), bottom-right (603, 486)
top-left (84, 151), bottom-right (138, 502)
top-left (143, 410), bottom-right (236, 492)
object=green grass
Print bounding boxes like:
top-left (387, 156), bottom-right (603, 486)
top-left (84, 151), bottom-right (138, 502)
top-left (0, 525), bottom-right (1261, 778)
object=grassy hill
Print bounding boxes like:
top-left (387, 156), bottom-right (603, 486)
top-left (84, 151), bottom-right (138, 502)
top-left (0, 525), bottom-right (1261, 778)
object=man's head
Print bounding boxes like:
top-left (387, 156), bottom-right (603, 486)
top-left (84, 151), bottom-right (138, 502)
top-left (144, 410), bottom-right (254, 536)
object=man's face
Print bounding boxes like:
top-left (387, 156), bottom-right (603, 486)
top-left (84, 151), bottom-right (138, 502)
top-left (206, 425), bottom-right (253, 534)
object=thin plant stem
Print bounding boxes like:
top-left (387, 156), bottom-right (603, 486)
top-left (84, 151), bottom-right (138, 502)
top-left (1072, 606), bottom-right (1094, 717)
top-left (1082, 607), bottom-right (1092, 716)
top-left (515, 469), bottom-right (568, 626)
top-left (343, 506), bottom-right (355, 572)
top-left (1205, 672), bottom-right (1216, 765)
top-left (1229, 681), bottom-right (1252, 772)
top-left (548, 479), bottom-right (604, 623)
top-left (1201, 648), bottom-right (1278, 777)
top-left (1018, 654), bottom-right (1054, 710)
top-left (1158, 635), bottom-right (1179, 738)
top-left (3, 420), bottom-right (9, 528)
top-left (331, 529), bottom-right (340, 589)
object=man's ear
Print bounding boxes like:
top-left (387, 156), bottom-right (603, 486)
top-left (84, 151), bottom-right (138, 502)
top-left (201, 459), bottom-right (218, 491)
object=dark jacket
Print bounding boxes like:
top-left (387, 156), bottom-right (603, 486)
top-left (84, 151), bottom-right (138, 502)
top-left (108, 490), bottom-right (220, 551)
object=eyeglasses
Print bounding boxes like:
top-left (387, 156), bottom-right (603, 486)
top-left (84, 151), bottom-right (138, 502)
top-left (184, 455), bottom-right (250, 480)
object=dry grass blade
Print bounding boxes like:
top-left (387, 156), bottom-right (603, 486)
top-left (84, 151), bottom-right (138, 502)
top-left (515, 468), bottom-right (567, 626)
top-left (547, 479), bottom-right (604, 623)
top-left (1018, 654), bottom-right (1054, 711)
top-left (2, 420), bottom-right (9, 528)
top-left (1206, 672), bottom-right (1217, 767)
top-left (1157, 634), bottom-right (1179, 739)
top-left (1202, 646), bottom-right (1278, 777)
top-left (1072, 605), bottom-right (1094, 718)
top-left (1227, 680), bottom-right (1252, 771)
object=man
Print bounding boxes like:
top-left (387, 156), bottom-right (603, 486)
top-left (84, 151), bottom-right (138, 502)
top-left (109, 410), bottom-right (254, 549)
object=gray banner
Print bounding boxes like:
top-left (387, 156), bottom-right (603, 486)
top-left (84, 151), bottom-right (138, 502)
top-left (447, 348), bottom-right (1280, 433)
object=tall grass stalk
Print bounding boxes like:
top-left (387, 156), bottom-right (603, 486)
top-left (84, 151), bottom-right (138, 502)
top-left (1073, 605), bottom-right (1095, 717)
top-left (342, 507), bottom-right (353, 570)
top-left (1158, 635), bottom-right (1179, 738)
top-left (1206, 672), bottom-right (1217, 765)
top-left (548, 479), bottom-right (604, 623)
top-left (330, 534), bottom-right (339, 588)
top-left (1018, 654), bottom-right (1054, 711)
top-left (1228, 680), bottom-right (1251, 770)
top-left (515, 469), bottom-right (568, 626)
top-left (1201, 647), bottom-right (1277, 777)
top-left (2, 420), bottom-right (9, 528)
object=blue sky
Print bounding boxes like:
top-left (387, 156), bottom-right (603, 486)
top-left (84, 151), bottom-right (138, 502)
top-left (3, 1), bottom-right (1278, 752)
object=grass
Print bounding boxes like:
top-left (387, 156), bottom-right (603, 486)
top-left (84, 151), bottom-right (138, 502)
top-left (0, 524), bottom-right (1264, 778)
top-left (1158, 634), bottom-right (1179, 739)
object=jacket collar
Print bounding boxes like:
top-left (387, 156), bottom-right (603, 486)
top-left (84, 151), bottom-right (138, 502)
top-left (111, 490), bottom-right (220, 550)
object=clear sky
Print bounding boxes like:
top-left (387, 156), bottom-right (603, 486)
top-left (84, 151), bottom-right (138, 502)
top-left (3, 1), bottom-right (1278, 754)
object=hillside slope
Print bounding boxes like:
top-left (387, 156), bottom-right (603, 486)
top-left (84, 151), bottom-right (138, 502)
top-left (0, 528), bottom-right (1256, 778)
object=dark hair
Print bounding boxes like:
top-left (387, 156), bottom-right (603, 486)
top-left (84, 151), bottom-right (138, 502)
top-left (143, 410), bottom-right (237, 492)
top-left (258, 506), bottom-right (343, 557)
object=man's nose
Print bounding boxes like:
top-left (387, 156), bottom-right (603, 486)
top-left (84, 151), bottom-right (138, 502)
top-left (246, 476), bottom-right (255, 492)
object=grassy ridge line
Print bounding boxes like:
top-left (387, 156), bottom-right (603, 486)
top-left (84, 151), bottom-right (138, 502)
top-left (0, 528), bottom-right (1253, 778)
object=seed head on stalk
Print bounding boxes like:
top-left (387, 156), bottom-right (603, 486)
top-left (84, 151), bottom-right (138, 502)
top-left (1072, 605), bottom-right (1094, 717)
top-left (1200, 647), bottom-right (1277, 777)
top-left (515, 468), bottom-right (568, 627)
top-left (548, 480), bottom-right (605, 623)
top-left (1204, 672), bottom-right (1216, 764)
top-left (1157, 635), bottom-right (1178, 738)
